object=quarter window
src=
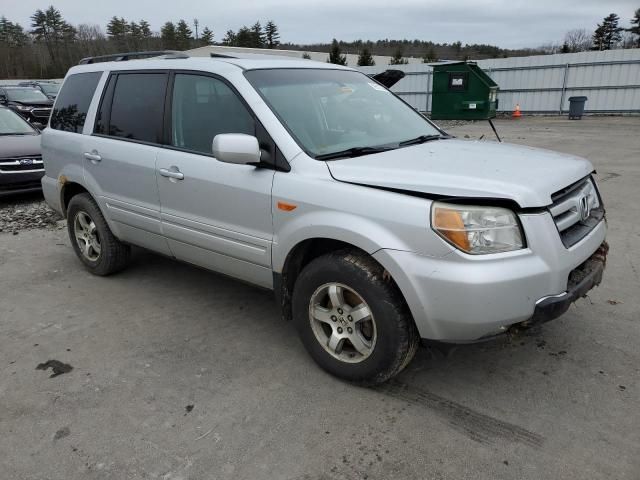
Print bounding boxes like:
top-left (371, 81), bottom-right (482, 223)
top-left (171, 74), bottom-right (254, 154)
top-left (50, 72), bottom-right (101, 133)
top-left (107, 73), bottom-right (167, 143)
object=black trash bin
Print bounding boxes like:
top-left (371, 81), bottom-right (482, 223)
top-left (568, 96), bottom-right (588, 120)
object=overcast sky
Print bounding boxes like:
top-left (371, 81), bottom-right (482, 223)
top-left (3, 0), bottom-right (638, 49)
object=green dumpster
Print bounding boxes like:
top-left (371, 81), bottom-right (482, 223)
top-left (430, 62), bottom-right (498, 120)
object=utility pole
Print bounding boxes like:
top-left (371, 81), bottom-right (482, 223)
top-left (194, 18), bottom-right (199, 41)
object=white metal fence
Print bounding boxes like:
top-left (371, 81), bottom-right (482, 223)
top-left (358, 48), bottom-right (640, 114)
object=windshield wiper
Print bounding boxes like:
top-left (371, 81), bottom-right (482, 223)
top-left (398, 134), bottom-right (447, 147)
top-left (315, 145), bottom-right (395, 161)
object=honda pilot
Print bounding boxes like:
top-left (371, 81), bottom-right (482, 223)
top-left (41, 54), bottom-right (607, 384)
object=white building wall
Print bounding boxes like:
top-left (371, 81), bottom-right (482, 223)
top-left (359, 48), bottom-right (640, 114)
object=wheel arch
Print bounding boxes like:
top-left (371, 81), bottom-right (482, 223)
top-left (275, 237), bottom-right (408, 323)
top-left (60, 181), bottom-right (91, 216)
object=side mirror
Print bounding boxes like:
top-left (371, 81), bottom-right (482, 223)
top-left (212, 133), bottom-right (261, 165)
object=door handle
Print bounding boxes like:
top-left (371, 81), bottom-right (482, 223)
top-left (83, 151), bottom-right (102, 162)
top-left (159, 167), bottom-right (184, 180)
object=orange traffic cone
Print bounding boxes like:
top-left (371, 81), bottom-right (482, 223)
top-left (512, 104), bottom-right (522, 118)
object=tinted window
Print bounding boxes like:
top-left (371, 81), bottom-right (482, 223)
top-left (51, 72), bottom-right (101, 133)
top-left (171, 74), bottom-right (254, 154)
top-left (107, 73), bottom-right (167, 143)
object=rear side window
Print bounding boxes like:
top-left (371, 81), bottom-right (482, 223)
top-left (105, 73), bottom-right (167, 144)
top-left (171, 74), bottom-right (254, 154)
top-left (50, 72), bottom-right (101, 133)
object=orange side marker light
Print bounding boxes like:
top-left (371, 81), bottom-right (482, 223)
top-left (277, 201), bottom-right (297, 212)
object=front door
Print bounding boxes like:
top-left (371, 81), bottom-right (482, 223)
top-left (157, 73), bottom-right (274, 288)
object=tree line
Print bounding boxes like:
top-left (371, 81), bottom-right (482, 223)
top-left (1, 5), bottom-right (639, 78)
top-left (0, 6), bottom-right (279, 78)
top-left (548, 10), bottom-right (640, 54)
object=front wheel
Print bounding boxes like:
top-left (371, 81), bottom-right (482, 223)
top-left (292, 250), bottom-right (419, 385)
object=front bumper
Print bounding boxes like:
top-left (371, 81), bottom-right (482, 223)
top-left (0, 170), bottom-right (44, 197)
top-left (374, 212), bottom-right (607, 342)
top-left (527, 241), bottom-right (608, 327)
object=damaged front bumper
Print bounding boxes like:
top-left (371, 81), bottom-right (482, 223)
top-left (520, 241), bottom-right (609, 328)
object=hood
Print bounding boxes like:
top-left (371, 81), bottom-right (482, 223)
top-left (10, 99), bottom-right (54, 107)
top-left (326, 139), bottom-right (594, 208)
top-left (0, 134), bottom-right (41, 158)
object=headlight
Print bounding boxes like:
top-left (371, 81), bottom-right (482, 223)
top-left (15, 105), bottom-right (33, 111)
top-left (431, 202), bottom-right (524, 254)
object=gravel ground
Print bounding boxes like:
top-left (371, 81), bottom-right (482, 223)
top-left (0, 192), bottom-right (63, 234)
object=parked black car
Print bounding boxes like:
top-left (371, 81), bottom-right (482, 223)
top-left (18, 81), bottom-right (61, 100)
top-left (0, 86), bottom-right (53, 129)
top-left (0, 106), bottom-right (44, 196)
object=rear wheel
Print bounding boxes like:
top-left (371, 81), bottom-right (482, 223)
top-left (67, 193), bottom-right (131, 276)
top-left (292, 250), bottom-right (418, 385)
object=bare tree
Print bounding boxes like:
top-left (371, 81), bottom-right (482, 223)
top-left (564, 28), bottom-right (592, 52)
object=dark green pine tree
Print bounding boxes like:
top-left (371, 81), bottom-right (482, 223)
top-left (175, 19), bottom-right (193, 50)
top-left (592, 13), bottom-right (623, 50)
top-left (389, 47), bottom-right (408, 65)
top-left (265, 20), bottom-right (280, 49)
top-left (201, 27), bottom-right (214, 46)
top-left (628, 8), bottom-right (640, 48)
top-left (250, 21), bottom-right (265, 48)
top-left (161, 21), bottom-right (177, 50)
top-left (357, 47), bottom-right (375, 66)
top-left (327, 39), bottom-right (347, 65)
top-left (222, 29), bottom-right (236, 46)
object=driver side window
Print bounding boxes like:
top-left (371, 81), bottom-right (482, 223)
top-left (171, 74), bottom-right (255, 155)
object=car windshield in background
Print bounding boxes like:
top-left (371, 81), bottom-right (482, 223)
top-left (39, 84), bottom-right (60, 95)
top-left (245, 69), bottom-right (441, 159)
top-left (6, 88), bottom-right (49, 102)
top-left (0, 108), bottom-right (37, 135)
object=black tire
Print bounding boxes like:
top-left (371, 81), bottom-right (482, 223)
top-left (66, 193), bottom-right (131, 276)
top-left (292, 250), bottom-right (419, 385)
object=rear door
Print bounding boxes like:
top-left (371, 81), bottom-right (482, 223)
top-left (84, 71), bottom-right (171, 255)
top-left (156, 72), bottom-right (274, 288)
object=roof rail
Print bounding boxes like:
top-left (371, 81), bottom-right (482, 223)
top-left (78, 50), bottom-right (189, 65)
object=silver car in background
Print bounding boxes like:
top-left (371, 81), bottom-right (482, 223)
top-left (41, 54), bottom-right (607, 384)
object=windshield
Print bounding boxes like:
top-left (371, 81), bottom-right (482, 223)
top-left (6, 88), bottom-right (49, 103)
top-left (39, 83), bottom-right (60, 95)
top-left (0, 108), bottom-right (37, 135)
top-left (245, 69), bottom-right (441, 158)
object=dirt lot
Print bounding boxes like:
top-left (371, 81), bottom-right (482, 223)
top-left (1, 116), bottom-right (639, 480)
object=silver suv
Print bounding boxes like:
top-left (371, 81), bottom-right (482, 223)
top-left (41, 54), bottom-right (608, 384)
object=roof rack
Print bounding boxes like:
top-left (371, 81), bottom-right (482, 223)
top-left (78, 50), bottom-right (189, 65)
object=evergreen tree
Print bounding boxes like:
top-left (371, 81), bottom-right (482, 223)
top-left (389, 47), bottom-right (408, 65)
top-left (250, 21), bottom-right (265, 48)
top-left (201, 27), bottom-right (214, 46)
top-left (328, 38), bottom-right (347, 65)
top-left (139, 20), bottom-right (152, 38)
top-left (592, 13), bottom-right (623, 50)
top-left (422, 46), bottom-right (437, 63)
top-left (106, 17), bottom-right (128, 40)
top-left (628, 8), bottom-right (640, 48)
top-left (236, 26), bottom-right (253, 47)
top-left (561, 42), bottom-right (570, 53)
top-left (0, 17), bottom-right (29, 46)
top-left (302, 52), bottom-right (311, 59)
top-left (161, 21), bottom-right (177, 49)
top-left (30, 6), bottom-right (75, 70)
top-left (265, 20), bottom-right (280, 49)
top-left (175, 19), bottom-right (193, 50)
top-left (357, 47), bottom-right (375, 66)
top-left (222, 29), bottom-right (236, 46)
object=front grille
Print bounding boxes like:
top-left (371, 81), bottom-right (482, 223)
top-left (549, 176), bottom-right (604, 248)
top-left (0, 155), bottom-right (44, 173)
top-left (31, 108), bottom-right (51, 118)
